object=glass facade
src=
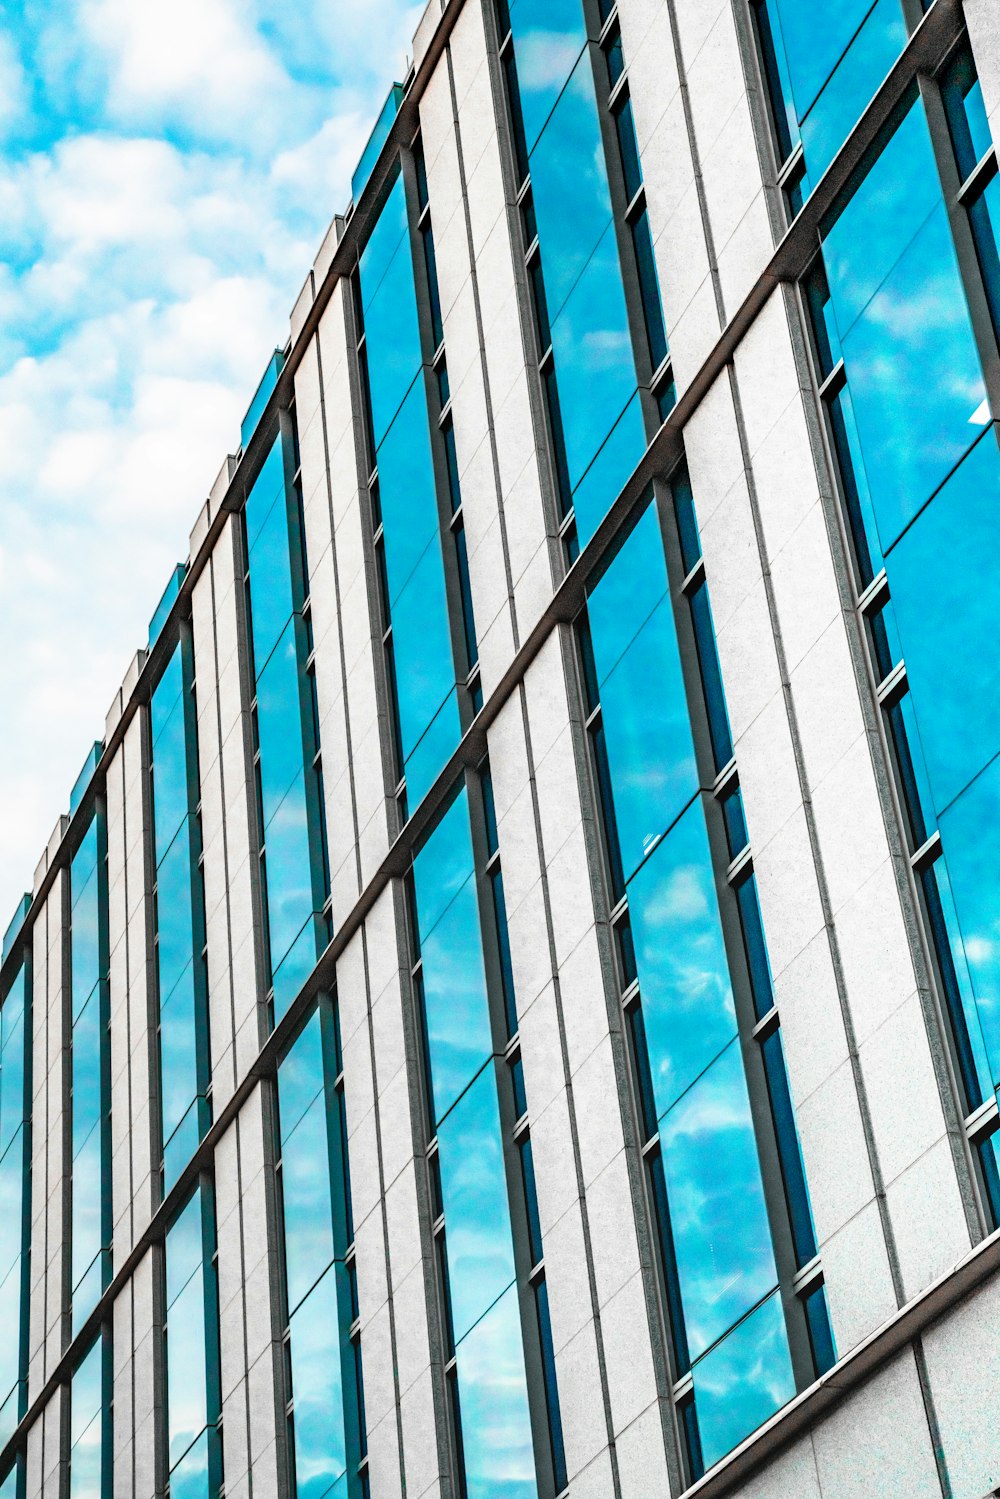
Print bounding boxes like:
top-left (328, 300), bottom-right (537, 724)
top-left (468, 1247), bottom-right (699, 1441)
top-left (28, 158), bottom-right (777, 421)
top-left (409, 777), bottom-right (564, 1498)
top-left (353, 144), bottom-right (479, 822)
top-left (70, 811), bottom-right (111, 1333)
top-left (495, 0), bottom-right (673, 557)
top-left (803, 63), bottom-right (1000, 1216)
top-left (164, 1185), bottom-right (223, 1499)
top-left (69, 1333), bottom-right (108, 1499)
top-left (0, 957), bottom-right (29, 1453)
top-left (150, 635), bottom-right (211, 1192)
top-left (276, 1000), bottom-right (366, 1498)
top-left (243, 417), bottom-right (332, 1021)
top-left (753, 0), bottom-right (912, 213)
top-left (579, 480), bottom-right (832, 1478)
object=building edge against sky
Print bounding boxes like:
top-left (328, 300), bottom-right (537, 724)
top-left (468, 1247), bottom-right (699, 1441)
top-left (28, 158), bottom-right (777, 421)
top-left (3, 0), bottom-right (1000, 1496)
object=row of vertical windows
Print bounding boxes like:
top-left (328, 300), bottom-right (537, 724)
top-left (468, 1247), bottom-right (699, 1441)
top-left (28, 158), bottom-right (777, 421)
top-left (242, 417), bottom-right (332, 1022)
top-left (0, 957), bottom-right (30, 1463)
top-left (578, 474), bottom-right (833, 1480)
top-left (353, 144), bottom-right (478, 824)
top-left (494, 0), bottom-right (673, 561)
top-left (69, 811), bottom-right (111, 1334)
top-left (150, 635), bottom-right (212, 1192)
top-left (408, 774), bottom-right (564, 1498)
top-left (276, 999), bottom-right (368, 1499)
top-left (802, 52), bottom-right (1000, 1212)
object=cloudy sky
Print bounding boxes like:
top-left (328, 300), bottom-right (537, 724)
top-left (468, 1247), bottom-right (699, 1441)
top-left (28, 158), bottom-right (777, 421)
top-left (0, 0), bottom-right (422, 922)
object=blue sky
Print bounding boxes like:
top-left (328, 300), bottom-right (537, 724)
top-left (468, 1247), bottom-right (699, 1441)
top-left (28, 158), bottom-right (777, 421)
top-left (0, 0), bottom-right (422, 921)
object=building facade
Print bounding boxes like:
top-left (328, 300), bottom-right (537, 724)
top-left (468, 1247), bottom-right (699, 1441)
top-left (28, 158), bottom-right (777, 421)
top-left (3, 0), bottom-right (1000, 1494)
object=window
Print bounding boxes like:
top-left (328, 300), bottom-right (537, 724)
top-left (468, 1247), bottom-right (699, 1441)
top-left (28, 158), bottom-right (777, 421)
top-left (409, 777), bottom-right (564, 1496)
top-left (163, 1185), bottom-right (223, 1499)
top-left (0, 956), bottom-right (30, 1450)
top-left (242, 414), bottom-right (331, 1021)
top-left (150, 635), bottom-right (211, 1192)
top-left (69, 1333), bottom-right (109, 1499)
top-left (579, 478), bottom-right (833, 1480)
top-left (70, 811), bottom-right (111, 1332)
top-left (276, 1001), bottom-right (366, 1496)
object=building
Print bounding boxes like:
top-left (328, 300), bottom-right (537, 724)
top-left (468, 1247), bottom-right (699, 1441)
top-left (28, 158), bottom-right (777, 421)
top-left (2, 0), bottom-right (1000, 1494)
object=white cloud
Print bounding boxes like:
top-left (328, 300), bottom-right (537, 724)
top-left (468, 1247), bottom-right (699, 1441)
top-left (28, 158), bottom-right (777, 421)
top-left (0, 0), bottom-right (423, 922)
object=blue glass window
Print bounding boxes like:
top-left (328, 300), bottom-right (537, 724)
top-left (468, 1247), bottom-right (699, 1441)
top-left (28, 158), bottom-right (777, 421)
top-left (151, 637), bottom-right (211, 1191)
top-left (70, 812), bottom-right (110, 1333)
top-left (0, 958), bottom-right (30, 1451)
top-left (277, 1003), bottom-right (363, 1497)
top-left (243, 421), bottom-right (330, 1023)
top-left (164, 1187), bottom-right (222, 1499)
top-left (69, 1335), bottom-right (107, 1499)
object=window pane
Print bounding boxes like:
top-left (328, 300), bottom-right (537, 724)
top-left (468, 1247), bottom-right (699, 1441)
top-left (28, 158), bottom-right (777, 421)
top-left (452, 1283), bottom-right (537, 1499)
top-left (690, 1290), bottom-right (794, 1471)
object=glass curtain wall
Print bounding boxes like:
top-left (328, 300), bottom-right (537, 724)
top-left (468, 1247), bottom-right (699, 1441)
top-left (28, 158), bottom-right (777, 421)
top-left (150, 633), bottom-right (211, 1191)
top-left (752, 0), bottom-right (917, 214)
top-left (353, 149), bottom-right (478, 822)
top-left (275, 1000), bottom-right (367, 1498)
top-left (70, 811), bottom-right (111, 1332)
top-left (408, 778), bottom-right (564, 1498)
top-left (243, 417), bottom-right (331, 1022)
top-left (494, 0), bottom-right (673, 556)
top-left (0, 955), bottom-right (30, 1454)
top-left (163, 1184), bottom-right (223, 1499)
top-left (69, 1333), bottom-right (109, 1499)
top-left (803, 67), bottom-right (1000, 1210)
top-left (578, 483), bottom-right (832, 1478)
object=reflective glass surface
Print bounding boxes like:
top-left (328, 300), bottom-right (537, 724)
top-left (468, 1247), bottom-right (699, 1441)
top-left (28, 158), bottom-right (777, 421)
top-left (888, 432), bottom-right (1000, 814)
top-left (661, 1040), bottom-right (779, 1361)
top-left (278, 1007), bottom-right (359, 1498)
top-left (0, 962), bottom-right (27, 1455)
top-left (627, 805), bottom-right (737, 1119)
top-left (70, 815), bottom-right (108, 1326)
top-left (453, 1284), bottom-right (537, 1499)
top-left (436, 1067), bottom-right (517, 1343)
top-left (690, 1291), bottom-right (795, 1471)
top-left (69, 1337), bottom-right (104, 1499)
top-left (420, 882), bottom-right (494, 1124)
top-left (507, 0), bottom-right (588, 155)
top-left (165, 1189), bottom-right (218, 1496)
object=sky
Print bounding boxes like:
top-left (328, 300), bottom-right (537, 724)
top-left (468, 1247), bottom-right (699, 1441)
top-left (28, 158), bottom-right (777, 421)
top-left (0, 0), bottom-right (423, 925)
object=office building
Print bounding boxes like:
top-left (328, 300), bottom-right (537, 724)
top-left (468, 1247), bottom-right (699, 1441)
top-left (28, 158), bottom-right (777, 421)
top-left (2, 0), bottom-right (1000, 1494)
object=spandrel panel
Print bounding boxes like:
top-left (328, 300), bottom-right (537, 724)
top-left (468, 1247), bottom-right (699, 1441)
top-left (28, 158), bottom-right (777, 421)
top-left (661, 1040), bottom-right (779, 1362)
top-left (627, 803), bottom-right (738, 1118)
top-left (437, 1066), bottom-right (517, 1346)
top-left (887, 430), bottom-right (1000, 812)
top-left (453, 1282), bottom-right (538, 1499)
top-left (529, 50), bottom-right (615, 323)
